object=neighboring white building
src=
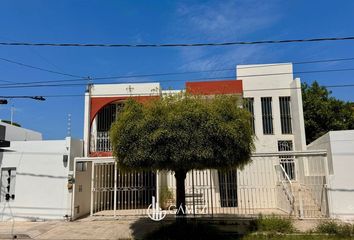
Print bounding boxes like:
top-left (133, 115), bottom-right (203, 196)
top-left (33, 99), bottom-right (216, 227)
top-left (308, 130), bottom-right (354, 221)
top-left (0, 122), bottom-right (83, 221)
top-left (0, 121), bottom-right (42, 141)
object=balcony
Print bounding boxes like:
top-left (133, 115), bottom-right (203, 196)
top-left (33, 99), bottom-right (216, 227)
top-left (90, 131), bottom-right (112, 153)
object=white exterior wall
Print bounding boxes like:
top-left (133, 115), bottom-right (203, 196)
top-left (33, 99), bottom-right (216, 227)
top-left (237, 63), bottom-right (306, 153)
top-left (235, 63), bottom-right (307, 210)
top-left (0, 137), bottom-right (83, 221)
top-left (0, 122), bottom-right (42, 141)
top-left (72, 161), bottom-right (92, 219)
top-left (89, 83), bottom-right (161, 97)
top-left (308, 130), bottom-right (354, 220)
top-left (84, 83), bottom-right (161, 157)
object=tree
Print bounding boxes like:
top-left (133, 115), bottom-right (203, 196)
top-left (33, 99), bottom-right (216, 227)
top-left (110, 94), bottom-right (254, 217)
top-left (302, 81), bottom-right (354, 144)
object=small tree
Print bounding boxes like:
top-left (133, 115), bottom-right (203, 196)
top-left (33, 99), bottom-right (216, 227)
top-left (110, 94), bottom-right (254, 216)
top-left (302, 81), bottom-right (354, 143)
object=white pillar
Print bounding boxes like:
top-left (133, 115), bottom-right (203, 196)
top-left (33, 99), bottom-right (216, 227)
top-left (83, 88), bottom-right (91, 157)
top-left (156, 170), bottom-right (160, 210)
top-left (90, 162), bottom-right (95, 216)
top-left (113, 161), bottom-right (117, 218)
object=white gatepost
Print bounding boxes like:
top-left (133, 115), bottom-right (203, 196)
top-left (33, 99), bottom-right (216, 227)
top-left (323, 156), bottom-right (332, 218)
top-left (156, 170), bottom-right (160, 210)
top-left (114, 161), bottom-right (117, 218)
top-left (90, 162), bottom-right (95, 216)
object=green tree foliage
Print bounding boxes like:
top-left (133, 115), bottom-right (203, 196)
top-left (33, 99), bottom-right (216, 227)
top-left (110, 94), bottom-right (254, 215)
top-left (302, 81), bottom-right (354, 144)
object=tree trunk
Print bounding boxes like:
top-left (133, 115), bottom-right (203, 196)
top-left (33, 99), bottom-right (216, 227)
top-left (175, 170), bottom-right (187, 218)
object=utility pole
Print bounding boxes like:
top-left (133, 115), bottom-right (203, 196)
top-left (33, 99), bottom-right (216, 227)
top-left (67, 113), bottom-right (72, 137)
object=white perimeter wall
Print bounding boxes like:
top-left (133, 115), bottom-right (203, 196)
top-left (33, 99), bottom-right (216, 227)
top-left (0, 137), bottom-right (83, 221)
top-left (308, 130), bottom-right (354, 220)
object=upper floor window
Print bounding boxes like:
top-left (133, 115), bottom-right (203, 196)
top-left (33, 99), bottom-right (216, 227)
top-left (279, 96), bottom-right (292, 134)
top-left (243, 98), bottom-right (255, 134)
top-left (261, 97), bottom-right (273, 135)
top-left (95, 102), bottom-right (124, 152)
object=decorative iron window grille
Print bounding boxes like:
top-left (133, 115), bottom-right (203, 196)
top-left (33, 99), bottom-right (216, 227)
top-left (278, 140), bottom-right (295, 180)
top-left (261, 97), bottom-right (273, 134)
top-left (279, 96), bottom-right (292, 134)
top-left (94, 103), bottom-right (124, 152)
top-left (243, 98), bottom-right (255, 134)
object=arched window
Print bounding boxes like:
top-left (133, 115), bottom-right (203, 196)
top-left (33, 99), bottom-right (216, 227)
top-left (91, 102), bottom-right (124, 152)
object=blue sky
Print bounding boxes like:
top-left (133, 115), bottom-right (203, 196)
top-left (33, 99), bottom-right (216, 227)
top-left (0, 0), bottom-right (354, 139)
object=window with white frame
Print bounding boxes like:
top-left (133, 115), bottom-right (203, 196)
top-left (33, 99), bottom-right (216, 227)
top-left (261, 97), bottom-right (273, 134)
top-left (279, 96), bottom-right (292, 134)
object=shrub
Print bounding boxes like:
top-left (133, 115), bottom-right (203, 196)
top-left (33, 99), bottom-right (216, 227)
top-left (159, 186), bottom-right (174, 209)
top-left (250, 214), bottom-right (295, 233)
top-left (316, 220), bottom-right (353, 237)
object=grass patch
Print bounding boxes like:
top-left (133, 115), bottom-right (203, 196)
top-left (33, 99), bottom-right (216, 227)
top-left (242, 234), bottom-right (354, 240)
top-left (315, 220), bottom-right (354, 237)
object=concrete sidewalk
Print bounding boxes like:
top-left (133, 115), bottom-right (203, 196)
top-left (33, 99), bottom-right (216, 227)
top-left (0, 217), bottom-right (320, 240)
top-left (0, 218), bottom-right (159, 240)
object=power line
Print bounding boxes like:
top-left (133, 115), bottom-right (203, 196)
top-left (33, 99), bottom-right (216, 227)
top-left (0, 57), bottom-right (84, 78)
top-left (1, 56), bottom-right (354, 87)
top-left (1, 36), bottom-right (354, 48)
top-left (2, 66), bottom-right (354, 89)
top-left (0, 76), bottom-right (235, 89)
top-left (9, 83), bottom-right (353, 99)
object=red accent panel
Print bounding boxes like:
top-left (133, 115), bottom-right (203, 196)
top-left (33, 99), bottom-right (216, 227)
top-left (186, 80), bottom-right (243, 95)
top-left (89, 151), bottom-right (113, 157)
top-left (90, 96), bottom-right (157, 123)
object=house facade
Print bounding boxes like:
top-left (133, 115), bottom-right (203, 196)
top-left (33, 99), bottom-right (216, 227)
top-left (72, 63), bottom-right (327, 220)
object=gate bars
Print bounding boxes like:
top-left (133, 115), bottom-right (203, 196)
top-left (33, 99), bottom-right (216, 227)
top-left (81, 150), bottom-right (328, 219)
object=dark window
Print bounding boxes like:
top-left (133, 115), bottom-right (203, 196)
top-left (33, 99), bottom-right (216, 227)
top-left (218, 169), bottom-right (238, 207)
top-left (76, 162), bottom-right (87, 172)
top-left (278, 140), bottom-right (295, 180)
top-left (261, 97), bottom-right (273, 134)
top-left (95, 103), bottom-right (124, 152)
top-left (97, 104), bottom-right (117, 132)
top-left (279, 97), bottom-right (292, 134)
top-left (243, 98), bottom-right (255, 134)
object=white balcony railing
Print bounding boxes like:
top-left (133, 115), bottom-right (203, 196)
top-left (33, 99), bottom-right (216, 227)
top-left (91, 131), bottom-right (112, 152)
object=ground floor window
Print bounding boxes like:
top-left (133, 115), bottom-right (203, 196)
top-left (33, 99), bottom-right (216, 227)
top-left (218, 169), bottom-right (238, 207)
